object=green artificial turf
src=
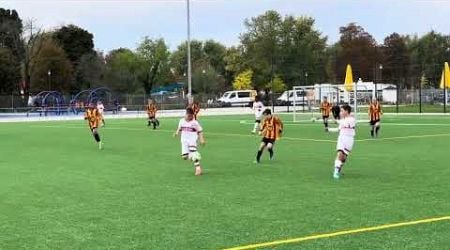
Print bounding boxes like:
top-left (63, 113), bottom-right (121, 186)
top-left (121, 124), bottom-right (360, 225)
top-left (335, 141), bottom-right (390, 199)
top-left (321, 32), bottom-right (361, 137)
top-left (0, 114), bottom-right (449, 249)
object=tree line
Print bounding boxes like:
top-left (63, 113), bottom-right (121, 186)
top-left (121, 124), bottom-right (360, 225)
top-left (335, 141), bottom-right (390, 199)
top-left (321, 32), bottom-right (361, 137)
top-left (1, 8), bottom-right (449, 97)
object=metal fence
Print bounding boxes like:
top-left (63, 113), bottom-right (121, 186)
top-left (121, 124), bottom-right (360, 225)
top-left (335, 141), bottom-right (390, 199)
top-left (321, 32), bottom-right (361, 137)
top-left (0, 88), bottom-right (449, 115)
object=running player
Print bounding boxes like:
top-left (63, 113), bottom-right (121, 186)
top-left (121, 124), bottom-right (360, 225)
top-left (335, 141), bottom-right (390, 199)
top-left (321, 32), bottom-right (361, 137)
top-left (174, 108), bottom-right (205, 176)
top-left (369, 98), bottom-right (383, 138)
top-left (145, 99), bottom-right (160, 129)
top-left (251, 96), bottom-right (264, 134)
top-left (189, 100), bottom-right (200, 120)
top-left (255, 109), bottom-right (283, 164)
top-left (85, 103), bottom-right (103, 150)
top-left (328, 104), bottom-right (355, 179)
top-left (332, 103), bottom-right (340, 121)
top-left (320, 96), bottom-right (332, 131)
top-left (96, 101), bottom-right (105, 127)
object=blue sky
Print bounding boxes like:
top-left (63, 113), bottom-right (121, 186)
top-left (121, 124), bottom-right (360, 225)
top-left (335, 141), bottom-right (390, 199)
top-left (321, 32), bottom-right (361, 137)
top-left (2, 0), bottom-right (450, 52)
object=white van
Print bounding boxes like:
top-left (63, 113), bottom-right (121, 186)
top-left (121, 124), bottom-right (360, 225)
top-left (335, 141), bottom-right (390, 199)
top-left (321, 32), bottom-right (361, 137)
top-left (277, 90), bottom-right (308, 105)
top-left (218, 90), bottom-right (256, 107)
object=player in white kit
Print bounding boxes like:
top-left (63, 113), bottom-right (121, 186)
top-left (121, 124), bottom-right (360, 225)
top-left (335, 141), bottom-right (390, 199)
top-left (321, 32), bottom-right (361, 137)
top-left (328, 104), bottom-right (355, 179)
top-left (252, 96), bottom-right (264, 134)
top-left (96, 101), bottom-right (105, 127)
top-left (174, 107), bottom-right (205, 176)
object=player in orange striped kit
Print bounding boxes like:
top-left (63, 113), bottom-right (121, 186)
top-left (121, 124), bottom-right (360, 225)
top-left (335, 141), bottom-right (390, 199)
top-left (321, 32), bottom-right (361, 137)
top-left (369, 98), bottom-right (383, 138)
top-left (255, 109), bottom-right (283, 164)
top-left (84, 103), bottom-right (103, 149)
top-left (320, 96), bottom-right (332, 131)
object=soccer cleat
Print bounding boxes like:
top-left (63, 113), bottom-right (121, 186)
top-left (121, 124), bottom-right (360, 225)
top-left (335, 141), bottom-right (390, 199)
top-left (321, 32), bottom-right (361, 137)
top-left (333, 172), bottom-right (340, 179)
top-left (253, 159), bottom-right (260, 164)
top-left (195, 166), bottom-right (202, 176)
top-left (269, 155), bottom-right (274, 161)
top-left (98, 141), bottom-right (103, 150)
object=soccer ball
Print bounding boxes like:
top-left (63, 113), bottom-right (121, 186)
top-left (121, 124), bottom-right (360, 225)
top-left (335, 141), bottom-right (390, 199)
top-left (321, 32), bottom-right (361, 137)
top-left (311, 117), bottom-right (316, 122)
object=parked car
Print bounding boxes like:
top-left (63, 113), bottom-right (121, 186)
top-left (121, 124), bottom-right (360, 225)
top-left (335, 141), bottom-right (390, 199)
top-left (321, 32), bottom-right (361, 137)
top-left (277, 90), bottom-right (308, 106)
top-left (217, 90), bottom-right (256, 107)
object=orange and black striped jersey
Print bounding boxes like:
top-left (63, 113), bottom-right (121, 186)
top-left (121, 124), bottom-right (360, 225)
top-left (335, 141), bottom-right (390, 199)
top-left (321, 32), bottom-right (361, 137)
top-left (85, 108), bottom-right (101, 129)
top-left (261, 116), bottom-right (283, 140)
top-left (369, 103), bottom-right (382, 121)
top-left (191, 103), bottom-right (200, 114)
top-left (146, 104), bottom-right (157, 116)
top-left (320, 101), bottom-right (332, 116)
top-left (189, 103), bottom-right (200, 119)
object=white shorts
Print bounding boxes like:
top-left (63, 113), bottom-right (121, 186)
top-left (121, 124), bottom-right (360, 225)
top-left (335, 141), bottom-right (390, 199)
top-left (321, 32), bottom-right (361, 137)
top-left (255, 113), bottom-right (263, 121)
top-left (181, 140), bottom-right (198, 156)
top-left (336, 136), bottom-right (354, 155)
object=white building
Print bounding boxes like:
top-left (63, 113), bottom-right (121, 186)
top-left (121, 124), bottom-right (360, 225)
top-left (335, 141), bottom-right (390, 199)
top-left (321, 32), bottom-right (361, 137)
top-left (295, 82), bottom-right (397, 104)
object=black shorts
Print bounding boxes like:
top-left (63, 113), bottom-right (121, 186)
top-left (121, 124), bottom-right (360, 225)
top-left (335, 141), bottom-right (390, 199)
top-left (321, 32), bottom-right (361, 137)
top-left (262, 137), bottom-right (276, 145)
top-left (255, 119), bottom-right (261, 123)
top-left (322, 115), bottom-right (329, 119)
top-left (333, 114), bottom-right (340, 120)
top-left (370, 119), bottom-right (380, 125)
top-left (148, 116), bottom-right (155, 119)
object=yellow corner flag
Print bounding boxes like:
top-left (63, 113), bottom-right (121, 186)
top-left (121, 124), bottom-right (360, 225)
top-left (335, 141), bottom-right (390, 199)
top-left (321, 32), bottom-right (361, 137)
top-left (344, 64), bottom-right (354, 91)
top-left (439, 62), bottom-right (450, 89)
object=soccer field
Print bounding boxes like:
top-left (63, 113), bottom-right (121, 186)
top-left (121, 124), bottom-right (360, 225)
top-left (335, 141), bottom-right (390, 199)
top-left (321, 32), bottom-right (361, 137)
top-left (1, 114), bottom-right (450, 249)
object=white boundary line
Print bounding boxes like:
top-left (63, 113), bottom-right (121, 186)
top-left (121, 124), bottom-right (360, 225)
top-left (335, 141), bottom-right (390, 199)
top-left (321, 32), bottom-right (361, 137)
top-left (26, 124), bottom-right (450, 143)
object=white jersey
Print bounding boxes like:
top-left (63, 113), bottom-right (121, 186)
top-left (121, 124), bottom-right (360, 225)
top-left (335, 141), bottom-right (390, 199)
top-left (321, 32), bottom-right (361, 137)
top-left (253, 101), bottom-right (264, 118)
top-left (97, 104), bottom-right (105, 114)
top-left (338, 116), bottom-right (356, 137)
top-left (336, 116), bottom-right (355, 155)
top-left (178, 118), bottom-right (203, 143)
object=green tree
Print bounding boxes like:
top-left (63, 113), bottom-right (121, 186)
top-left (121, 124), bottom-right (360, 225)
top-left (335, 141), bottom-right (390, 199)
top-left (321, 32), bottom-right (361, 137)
top-left (0, 47), bottom-right (21, 93)
top-left (203, 40), bottom-right (226, 76)
top-left (241, 10), bottom-right (281, 88)
top-left (22, 19), bottom-right (45, 95)
top-left (136, 37), bottom-right (171, 93)
top-left (267, 75), bottom-right (286, 93)
top-left (170, 40), bottom-right (204, 77)
top-left (29, 36), bottom-right (72, 92)
top-left (192, 66), bottom-right (224, 94)
top-left (171, 39), bottom-right (228, 93)
top-left (232, 69), bottom-right (253, 90)
top-left (75, 52), bottom-right (105, 90)
top-left (104, 49), bottom-right (141, 94)
top-left (224, 46), bottom-right (245, 76)
top-left (240, 11), bottom-right (327, 88)
top-left (334, 23), bottom-right (380, 82)
top-left (0, 8), bottom-right (24, 59)
top-left (53, 25), bottom-right (94, 65)
top-left (0, 8), bottom-right (24, 93)
top-left (408, 31), bottom-right (450, 88)
top-left (381, 33), bottom-right (410, 85)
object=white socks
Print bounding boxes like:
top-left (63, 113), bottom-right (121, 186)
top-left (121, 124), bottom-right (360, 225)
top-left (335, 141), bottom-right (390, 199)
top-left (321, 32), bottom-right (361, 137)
top-left (334, 159), bottom-right (343, 173)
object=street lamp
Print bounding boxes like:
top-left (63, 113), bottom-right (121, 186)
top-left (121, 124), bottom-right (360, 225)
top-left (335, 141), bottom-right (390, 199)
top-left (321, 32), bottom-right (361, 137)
top-left (186, 0), bottom-right (192, 102)
top-left (305, 72), bottom-right (308, 85)
top-left (47, 70), bottom-right (52, 90)
top-left (376, 64), bottom-right (383, 99)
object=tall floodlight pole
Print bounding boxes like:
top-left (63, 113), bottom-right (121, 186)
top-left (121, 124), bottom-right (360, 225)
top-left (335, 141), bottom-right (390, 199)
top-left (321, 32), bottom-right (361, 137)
top-left (186, 0), bottom-right (192, 102)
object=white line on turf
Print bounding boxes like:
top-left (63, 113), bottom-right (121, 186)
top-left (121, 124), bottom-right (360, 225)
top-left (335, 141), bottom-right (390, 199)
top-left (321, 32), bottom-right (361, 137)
top-left (28, 124), bottom-right (450, 143)
top-left (239, 121), bottom-right (450, 126)
top-left (29, 125), bottom-right (336, 143)
top-left (357, 133), bottom-right (450, 142)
